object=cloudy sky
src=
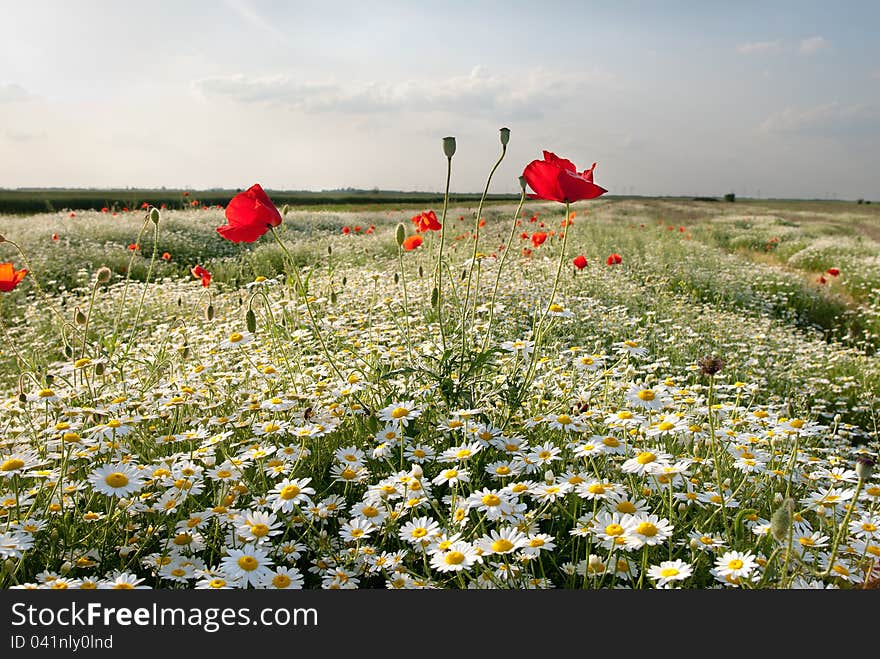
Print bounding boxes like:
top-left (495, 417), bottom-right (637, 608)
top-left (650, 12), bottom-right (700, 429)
top-left (1, 1), bottom-right (878, 198)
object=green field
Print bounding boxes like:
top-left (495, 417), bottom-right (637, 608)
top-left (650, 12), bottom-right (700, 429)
top-left (1, 194), bottom-right (879, 589)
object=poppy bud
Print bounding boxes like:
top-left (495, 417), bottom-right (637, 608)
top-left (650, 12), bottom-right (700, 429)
top-left (330, 291), bottom-right (337, 304)
top-left (74, 307), bottom-right (87, 325)
top-left (856, 455), bottom-right (875, 481)
top-left (149, 207), bottom-right (160, 225)
top-left (180, 345), bottom-right (191, 360)
top-left (96, 266), bottom-right (112, 284)
top-left (63, 344), bottom-right (73, 358)
top-left (431, 287), bottom-right (439, 308)
top-left (342, 276), bottom-right (347, 286)
top-left (95, 362), bottom-right (105, 375)
top-left (395, 223), bottom-right (406, 247)
top-left (281, 204), bottom-right (290, 216)
top-left (45, 374), bottom-right (54, 385)
top-left (18, 392), bottom-right (26, 403)
top-left (499, 127), bottom-right (510, 146)
top-left (246, 309), bottom-right (257, 333)
top-left (518, 176), bottom-right (527, 192)
top-left (770, 498), bottom-right (794, 542)
top-left (418, 265), bottom-right (424, 278)
top-left (206, 303), bottom-right (215, 321)
top-left (394, 273), bottom-right (399, 285)
top-left (177, 297), bottom-right (182, 307)
top-left (443, 136), bottom-right (456, 159)
top-left (327, 244), bottom-right (333, 255)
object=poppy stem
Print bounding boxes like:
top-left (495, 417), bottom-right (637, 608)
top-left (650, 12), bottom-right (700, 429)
top-left (461, 143), bottom-right (507, 364)
top-left (435, 155), bottom-right (452, 353)
top-left (481, 190), bottom-right (526, 353)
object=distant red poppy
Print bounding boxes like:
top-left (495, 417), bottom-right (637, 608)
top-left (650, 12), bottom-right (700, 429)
top-left (402, 235), bottom-right (424, 251)
top-left (69, 212), bottom-right (75, 218)
top-left (531, 232), bottom-right (548, 248)
top-left (817, 275), bottom-right (827, 285)
top-left (52, 233), bottom-right (59, 241)
top-left (128, 243), bottom-right (140, 251)
top-left (216, 183), bottom-right (282, 243)
top-left (342, 226), bottom-right (351, 234)
top-left (606, 253), bottom-right (622, 266)
top-left (522, 247), bottom-right (533, 257)
top-left (191, 200), bottom-right (200, 207)
top-left (354, 225), bottom-right (362, 233)
top-left (366, 225), bottom-right (375, 234)
top-left (183, 191), bottom-right (190, 197)
top-left (827, 268), bottom-right (840, 277)
top-left (412, 210), bottom-right (441, 232)
top-left (573, 255), bottom-right (588, 269)
top-left (523, 151), bottom-right (607, 203)
top-left (101, 207), bottom-right (109, 213)
top-left (162, 252), bottom-right (171, 261)
top-left (0, 263), bottom-right (28, 292)
top-left (191, 265), bottom-right (211, 287)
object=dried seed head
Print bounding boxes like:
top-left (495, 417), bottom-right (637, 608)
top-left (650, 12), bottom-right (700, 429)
top-left (96, 266), bottom-right (112, 284)
top-left (443, 136), bottom-right (456, 159)
top-left (698, 355), bottom-right (725, 376)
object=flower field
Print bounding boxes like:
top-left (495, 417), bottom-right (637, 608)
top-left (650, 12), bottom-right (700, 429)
top-left (1, 140), bottom-right (879, 590)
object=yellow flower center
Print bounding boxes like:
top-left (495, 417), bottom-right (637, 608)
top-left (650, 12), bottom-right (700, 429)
top-left (209, 579), bottom-right (226, 588)
top-left (495, 466), bottom-right (511, 475)
top-left (660, 567), bottom-right (679, 578)
top-left (727, 559), bottom-right (744, 570)
top-left (1, 459), bottom-right (25, 472)
top-left (657, 422), bottom-right (674, 431)
top-left (636, 452), bottom-right (656, 465)
top-left (38, 388), bottom-right (55, 398)
top-left (444, 551), bottom-right (465, 565)
top-left (173, 534), bottom-right (193, 546)
top-left (107, 419), bottom-right (122, 429)
top-left (529, 538), bottom-right (545, 547)
top-left (605, 524), bottom-right (625, 537)
top-left (549, 304), bottom-right (564, 313)
top-left (556, 414), bottom-right (572, 425)
top-left (482, 494), bottom-right (501, 507)
top-left (636, 522), bottom-right (658, 537)
top-left (617, 501), bottom-right (636, 514)
top-left (104, 472), bottom-right (129, 488)
top-left (237, 556), bottom-right (258, 571)
top-left (492, 539), bottom-right (514, 553)
top-left (229, 332), bottom-right (244, 343)
top-left (272, 574), bottom-right (291, 588)
top-left (391, 407), bottom-right (410, 419)
top-left (251, 524), bottom-right (270, 538)
top-left (637, 390), bottom-right (655, 402)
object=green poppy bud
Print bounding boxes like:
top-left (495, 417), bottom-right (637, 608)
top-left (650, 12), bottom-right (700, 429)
top-left (149, 207), bottom-right (160, 225)
top-left (770, 498), bottom-right (794, 543)
top-left (418, 265), bottom-right (424, 278)
top-left (499, 127), bottom-right (510, 146)
top-left (443, 136), bottom-right (456, 159)
top-left (95, 362), bottom-right (105, 375)
top-left (330, 291), bottom-right (337, 304)
top-left (74, 307), bottom-right (87, 325)
top-left (519, 176), bottom-right (527, 192)
top-left (246, 309), bottom-right (257, 333)
top-left (206, 303), bottom-right (215, 321)
top-left (431, 287), bottom-right (439, 308)
top-left (395, 223), bottom-right (406, 247)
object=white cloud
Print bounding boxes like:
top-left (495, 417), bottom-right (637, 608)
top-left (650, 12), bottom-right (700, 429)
top-left (736, 40), bottom-right (782, 55)
top-left (760, 102), bottom-right (876, 135)
top-left (192, 66), bottom-right (613, 121)
top-left (799, 36), bottom-right (829, 55)
top-left (0, 83), bottom-right (31, 103)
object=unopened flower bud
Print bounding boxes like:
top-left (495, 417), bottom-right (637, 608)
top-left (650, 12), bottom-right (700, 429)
top-left (689, 538), bottom-right (700, 550)
top-left (544, 470), bottom-right (554, 484)
top-left (149, 207), bottom-right (160, 225)
top-left (96, 266), bottom-right (112, 284)
top-left (206, 303), bottom-right (215, 321)
top-left (773, 492), bottom-right (783, 504)
top-left (770, 498), bottom-right (794, 542)
top-left (95, 362), bottom-right (105, 375)
top-left (431, 287), bottom-right (439, 308)
top-left (410, 465), bottom-right (423, 479)
top-left (327, 244), bottom-right (333, 255)
top-left (246, 308), bottom-right (257, 333)
top-left (499, 127), bottom-right (510, 146)
top-left (281, 204), bottom-right (290, 216)
top-left (74, 307), bottom-right (87, 325)
top-left (443, 136), bottom-right (456, 159)
top-left (418, 265), bottom-right (424, 278)
top-left (678, 502), bottom-right (688, 514)
top-left (856, 455), bottom-right (875, 481)
top-left (60, 561), bottom-right (73, 575)
top-left (395, 223), bottom-right (406, 247)
top-left (519, 176), bottom-right (527, 192)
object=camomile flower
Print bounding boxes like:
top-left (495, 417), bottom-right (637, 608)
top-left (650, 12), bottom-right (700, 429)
top-left (465, 488), bottom-right (514, 521)
top-left (259, 566), bottom-right (304, 589)
top-left (439, 441), bottom-right (484, 463)
top-left (267, 477), bottom-right (315, 512)
top-left (88, 463), bottom-right (145, 497)
top-left (615, 339), bottom-right (649, 358)
top-left (0, 531), bottom-right (34, 559)
top-left (573, 353), bottom-right (605, 371)
top-left (575, 479), bottom-right (618, 501)
top-left (220, 547), bottom-right (274, 587)
top-left (688, 530), bottom-right (726, 552)
top-left (0, 451), bottom-right (45, 478)
top-left (260, 396), bottom-right (297, 412)
top-left (590, 511), bottom-right (637, 550)
top-left (339, 518), bottom-right (377, 543)
top-left (648, 560), bottom-right (693, 588)
top-left (521, 533), bottom-right (556, 557)
top-left (529, 481), bottom-right (572, 503)
top-left (500, 339), bottom-right (534, 357)
top-left (334, 445), bottom-right (366, 467)
top-left (429, 541), bottom-right (481, 573)
top-left (398, 516), bottom-right (441, 547)
top-left (626, 514), bottom-right (674, 548)
top-left (220, 331), bottom-right (254, 349)
top-left (235, 510), bottom-right (283, 545)
top-left (625, 384), bottom-right (671, 411)
top-left (545, 413), bottom-right (583, 432)
top-left (714, 550), bottom-right (758, 581)
top-left (546, 303), bottom-right (575, 318)
top-left (849, 514), bottom-right (880, 540)
top-left (621, 450), bottom-right (671, 476)
top-left (476, 527), bottom-right (528, 556)
top-left (431, 466), bottom-right (470, 487)
top-left (378, 401), bottom-right (422, 427)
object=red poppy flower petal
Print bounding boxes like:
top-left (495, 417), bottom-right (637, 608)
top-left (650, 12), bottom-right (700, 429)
top-left (216, 224), bottom-right (266, 243)
top-left (542, 151), bottom-right (577, 172)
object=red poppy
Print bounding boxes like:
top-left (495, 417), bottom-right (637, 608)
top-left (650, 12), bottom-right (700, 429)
top-left (69, 212), bottom-right (75, 218)
top-left (354, 225), bottom-right (362, 233)
top-left (191, 264), bottom-right (211, 287)
top-left (402, 235), bottom-right (424, 251)
top-left (573, 255), bottom-right (588, 269)
top-left (52, 233), bottom-right (59, 241)
top-left (216, 183), bottom-right (283, 243)
top-left (141, 202), bottom-right (149, 209)
top-left (531, 232), bottom-right (548, 247)
top-left (128, 243), bottom-right (140, 251)
top-left (366, 225), bottom-right (375, 234)
top-left (827, 268), bottom-right (840, 277)
top-left (522, 247), bottom-right (533, 257)
top-left (162, 252), bottom-right (171, 261)
top-left (817, 275), bottom-right (827, 285)
top-left (606, 253), bottom-right (622, 266)
top-left (101, 207), bottom-right (109, 213)
top-left (522, 151), bottom-right (607, 203)
top-left (342, 226), bottom-right (351, 234)
top-left (0, 263), bottom-right (28, 292)
top-left (191, 200), bottom-right (200, 207)
top-left (412, 210), bottom-right (441, 232)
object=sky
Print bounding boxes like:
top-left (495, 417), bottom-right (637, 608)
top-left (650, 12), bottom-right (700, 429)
top-left (1, 0), bottom-right (878, 199)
